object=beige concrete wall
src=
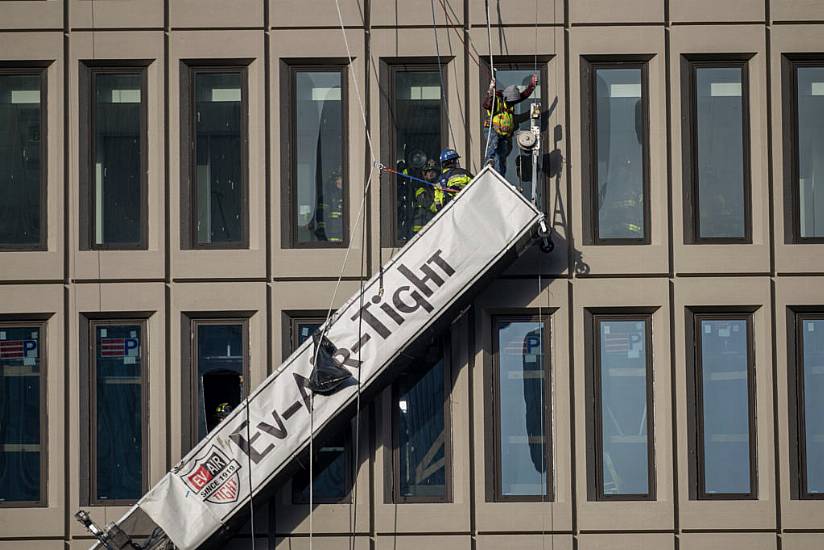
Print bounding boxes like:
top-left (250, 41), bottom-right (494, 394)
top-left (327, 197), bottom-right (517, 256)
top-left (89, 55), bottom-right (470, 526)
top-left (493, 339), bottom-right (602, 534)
top-left (1, 1), bottom-right (823, 549)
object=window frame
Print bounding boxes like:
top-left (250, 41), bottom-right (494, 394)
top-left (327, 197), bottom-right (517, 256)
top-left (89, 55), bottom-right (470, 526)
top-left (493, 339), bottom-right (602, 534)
top-left (79, 61), bottom-right (150, 251)
top-left (783, 55), bottom-right (824, 244)
top-left (281, 61), bottom-right (349, 249)
top-left (686, 309), bottom-right (758, 500)
top-left (580, 56), bottom-right (652, 246)
top-left (682, 56), bottom-right (753, 244)
top-left (0, 319), bottom-right (48, 508)
top-left (82, 317), bottom-right (149, 506)
top-left (789, 310), bottom-right (824, 500)
top-left (179, 61), bottom-right (250, 250)
top-left (181, 315), bottom-right (250, 453)
top-left (478, 58), bottom-right (550, 211)
top-left (585, 310), bottom-right (656, 501)
top-left (386, 338), bottom-right (453, 504)
top-left (0, 64), bottom-right (48, 251)
top-left (487, 313), bottom-right (553, 503)
top-left (380, 59), bottom-right (450, 247)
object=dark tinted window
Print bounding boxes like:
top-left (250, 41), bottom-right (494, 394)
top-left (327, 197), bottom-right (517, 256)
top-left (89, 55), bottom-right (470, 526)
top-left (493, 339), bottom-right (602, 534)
top-left (195, 322), bottom-right (245, 441)
top-left (696, 316), bottom-right (754, 497)
top-left (795, 66), bottom-right (824, 239)
top-left (193, 71), bottom-right (244, 246)
top-left (393, 348), bottom-right (449, 501)
top-left (0, 326), bottom-right (42, 504)
top-left (593, 317), bottom-right (653, 498)
top-left (592, 66), bottom-right (647, 242)
top-left (692, 65), bottom-right (748, 240)
top-left (291, 69), bottom-right (345, 245)
top-left (799, 316), bottom-right (824, 496)
top-left (494, 318), bottom-right (550, 498)
top-left (93, 323), bottom-right (143, 502)
top-left (0, 73), bottom-right (43, 248)
top-left (390, 67), bottom-right (443, 243)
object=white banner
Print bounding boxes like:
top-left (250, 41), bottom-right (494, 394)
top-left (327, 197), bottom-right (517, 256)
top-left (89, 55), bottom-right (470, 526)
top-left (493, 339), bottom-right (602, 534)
top-left (95, 167), bottom-right (542, 549)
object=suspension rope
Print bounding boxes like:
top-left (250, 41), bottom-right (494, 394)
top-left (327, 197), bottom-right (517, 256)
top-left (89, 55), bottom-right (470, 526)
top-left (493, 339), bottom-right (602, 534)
top-left (483, 0), bottom-right (496, 167)
top-left (430, 0), bottom-right (458, 151)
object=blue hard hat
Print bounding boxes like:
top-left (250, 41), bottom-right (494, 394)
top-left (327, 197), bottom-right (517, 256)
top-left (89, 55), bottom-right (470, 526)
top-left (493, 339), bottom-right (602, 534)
top-left (439, 148), bottom-right (460, 164)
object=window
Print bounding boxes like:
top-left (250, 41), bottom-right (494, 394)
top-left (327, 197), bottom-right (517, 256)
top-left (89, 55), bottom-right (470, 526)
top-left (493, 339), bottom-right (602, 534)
top-left (389, 341), bottom-right (451, 503)
top-left (0, 69), bottom-right (45, 249)
top-left (382, 63), bottom-right (446, 245)
top-left (0, 323), bottom-right (45, 506)
top-left (181, 64), bottom-right (248, 249)
top-left (688, 312), bottom-right (756, 499)
top-left (480, 61), bottom-right (546, 203)
top-left (587, 314), bottom-right (654, 500)
top-left (490, 316), bottom-right (551, 501)
top-left (284, 65), bottom-right (347, 247)
top-left (285, 314), bottom-right (351, 504)
top-left (184, 319), bottom-right (248, 451)
top-left (683, 59), bottom-right (750, 242)
top-left (786, 58), bottom-right (824, 242)
top-left (791, 312), bottom-right (824, 499)
top-left (88, 320), bottom-right (147, 504)
top-left (582, 59), bottom-right (650, 244)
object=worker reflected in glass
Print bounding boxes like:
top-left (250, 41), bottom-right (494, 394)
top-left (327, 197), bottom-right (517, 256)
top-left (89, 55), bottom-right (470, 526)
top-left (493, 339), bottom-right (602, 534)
top-left (484, 73), bottom-right (538, 177)
top-left (311, 168), bottom-right (344, 242)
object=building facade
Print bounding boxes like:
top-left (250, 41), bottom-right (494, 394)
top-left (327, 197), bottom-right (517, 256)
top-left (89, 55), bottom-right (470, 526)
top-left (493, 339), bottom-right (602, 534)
top-left (0, 1), bottom-right (823, 549)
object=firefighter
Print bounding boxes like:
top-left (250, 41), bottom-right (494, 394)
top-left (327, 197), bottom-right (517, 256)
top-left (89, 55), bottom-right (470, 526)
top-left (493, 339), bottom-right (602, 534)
top-left (411, 159), bottom-right (441, 234)
top-left (439, 148), bottom-right (473, 194)
top-left (214, 402), bottom-right (233, 424)
top-left (313, 169), bottom-right (344, 242)
top-left (483, 74), bottom-right (538, 176)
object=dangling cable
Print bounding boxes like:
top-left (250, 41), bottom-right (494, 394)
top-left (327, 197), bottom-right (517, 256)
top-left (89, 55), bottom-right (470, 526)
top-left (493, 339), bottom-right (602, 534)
top-left (538, 273), bottom-right (547, 550)
top-left (431, 0), bottom-right (458, 151)
top-left (483, 0), bottom-right (496, 167)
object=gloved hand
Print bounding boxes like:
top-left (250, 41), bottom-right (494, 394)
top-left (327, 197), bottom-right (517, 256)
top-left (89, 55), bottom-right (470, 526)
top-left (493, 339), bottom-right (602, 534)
top-left (530, 73), bottom-right (538, 87)
top-left (488, 78), bottom-right (496, 92)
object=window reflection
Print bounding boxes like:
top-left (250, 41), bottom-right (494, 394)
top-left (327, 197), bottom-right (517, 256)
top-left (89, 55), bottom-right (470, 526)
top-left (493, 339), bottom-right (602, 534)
top-left (394, 347), bottom-right (447, 500)
top-left (801, 318), bottom-right (824, 495)
top-left (92, 72), bottom-right (143, 246)
top-left (0, 74), bottom-right (42, 247)
top-left (94, 324), bottom-right (142, 502)
top-left (293, 70), bottom-right (345, 245)
top-left (390, 68), bottom-right (443, 242)
top-left (594, 67), bottom-right (646, 241)
top-left (496, 319), bottom-right (549, 497)
top-left (596, 319), bottom-right (651, 497)
top-left (796, 66), bottom-right (824, 239)
top-left (194, 72), bottom-right (244, 245)
top-left (0, 326), bottom-right (42, 503)
top-left (694, 66), bottom-right (747, 240)
top-left (698, 318), bottom-right (753, 496)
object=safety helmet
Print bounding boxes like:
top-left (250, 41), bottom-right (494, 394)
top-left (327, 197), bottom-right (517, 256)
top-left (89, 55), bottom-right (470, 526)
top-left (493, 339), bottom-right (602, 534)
top-left (503, 84), bottom-right (521, 103)
top-left (215, 402), bottom-right (233, 418)
top-left (439, 148), bottom-right (460, 164)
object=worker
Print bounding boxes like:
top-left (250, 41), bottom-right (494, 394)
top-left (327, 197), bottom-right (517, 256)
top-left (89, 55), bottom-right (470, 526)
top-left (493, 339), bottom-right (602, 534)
top-left (439, 148), bottom-right (473, 195)
top-left (214, 402), bottom-right (233, 424)
top-left (313, 169), bottom-right (344, 242)
top-left (483, 74), bottom-right (538, 176)
top-left (411, 159), bottom-right (441, 234)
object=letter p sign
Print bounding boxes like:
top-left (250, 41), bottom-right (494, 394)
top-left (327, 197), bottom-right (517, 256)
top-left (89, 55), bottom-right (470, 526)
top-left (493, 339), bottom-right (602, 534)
top-left (125, 338), bottom-right (139, 357)
top-left (24, 340), bottom-right (38, 358)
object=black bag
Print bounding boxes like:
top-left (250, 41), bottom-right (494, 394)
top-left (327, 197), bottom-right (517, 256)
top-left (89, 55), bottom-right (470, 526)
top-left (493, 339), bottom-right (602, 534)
top-left (308, 331), bottom-right (354, 395)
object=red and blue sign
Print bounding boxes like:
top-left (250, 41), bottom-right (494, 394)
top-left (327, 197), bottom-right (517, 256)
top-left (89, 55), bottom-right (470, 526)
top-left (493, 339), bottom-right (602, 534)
top-left (99, 337), bottom-right (140, 358)
top-left (0, 339), bottom-right (38, 359)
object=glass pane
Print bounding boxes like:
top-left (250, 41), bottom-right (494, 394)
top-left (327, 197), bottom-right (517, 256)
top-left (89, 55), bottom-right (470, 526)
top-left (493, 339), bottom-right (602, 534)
top-left (802, 318), bottom-right (824, 494)
top-left (0, 74), bottom-right (42, 246)
top-left (294, 71), bottom-right (344, 244)
top-left (296, 321), bottom-right (322, 348)
top-left (0, 326), bottom-right (41, 502)
top-left (95, 324), bottom-right (142, 501)
top-left (482, 68), bottom-right (542, 200)
top-left (695, 67), bottom-right (746, 239)
top-left (93, 72), bottom-right (143, 246)
top-left (194, 72), bottom-right (243, 245)
top-left (797, 66), bottom-right (824, 239)
top-left (292, 431), bottom-right (348, 503)
top-left (699, 318), bottom-right (751, 495)
top-left (598, 319), bottom-right (650, 496)
top-left (496, 320), bottom-right (548, 497)
top-left (594, 68), bottom-right (645, 240)
top-left (196, 324), bottom-right (244, 440)
top-left (397, 357), bottom-right (446, 498)
top-left (392, 69), bottom-right (442, 242)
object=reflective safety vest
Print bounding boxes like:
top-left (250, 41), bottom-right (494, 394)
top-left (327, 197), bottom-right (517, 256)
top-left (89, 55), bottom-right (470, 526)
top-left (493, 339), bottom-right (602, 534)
top-left (440, 167), bottom-right (472, 192)
top-left (487, 95), bottom-right (516, 137)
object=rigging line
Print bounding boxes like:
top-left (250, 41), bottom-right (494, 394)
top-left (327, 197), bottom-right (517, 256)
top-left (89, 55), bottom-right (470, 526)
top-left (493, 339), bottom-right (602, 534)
top-left (430, 0), bottom-right (458, 151)
top-left (534, 0), bottom-right (539, 75)
top-left (483, 0), bottom-right (495, 167)
top-left (435, 0), bottom-right (482, 67)
top-left (243, 388), bottom-right (257, 550)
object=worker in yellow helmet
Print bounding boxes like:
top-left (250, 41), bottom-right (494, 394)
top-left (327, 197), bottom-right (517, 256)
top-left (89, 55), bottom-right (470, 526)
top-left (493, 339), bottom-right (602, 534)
top-left (483, 73), bottom-right (538, 176)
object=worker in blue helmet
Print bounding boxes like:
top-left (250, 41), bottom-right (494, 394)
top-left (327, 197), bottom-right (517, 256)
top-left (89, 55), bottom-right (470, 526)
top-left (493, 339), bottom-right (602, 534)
top-left (437, 148), bottom-right (473, 207)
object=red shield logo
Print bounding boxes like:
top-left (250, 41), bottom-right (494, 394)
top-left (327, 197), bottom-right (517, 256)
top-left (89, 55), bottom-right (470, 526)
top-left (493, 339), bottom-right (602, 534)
top-left (180, 446), bottom-right (241, 504)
